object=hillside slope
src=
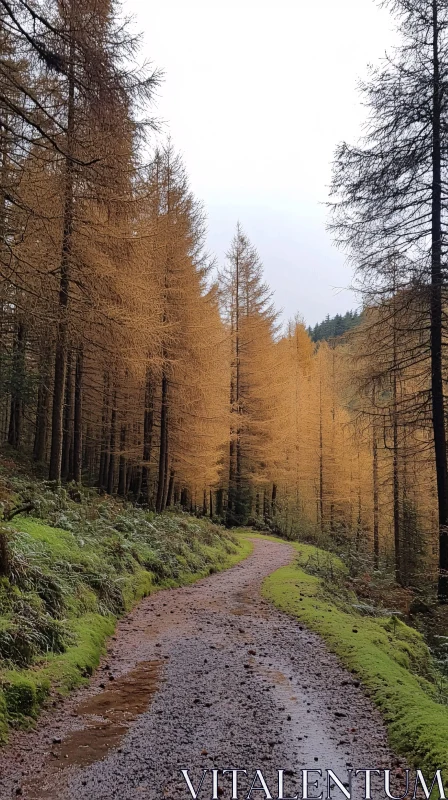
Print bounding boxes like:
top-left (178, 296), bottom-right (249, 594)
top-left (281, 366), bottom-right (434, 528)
top-left (0, 461), bottom-right (250, 741)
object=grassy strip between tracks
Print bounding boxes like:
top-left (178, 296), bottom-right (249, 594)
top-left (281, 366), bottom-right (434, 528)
top-left (251, 532), bottom-right (448, 774)
top-left (0, 503), bottom-right (253, 743)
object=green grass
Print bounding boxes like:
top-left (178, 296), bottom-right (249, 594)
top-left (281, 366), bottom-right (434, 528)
top-left (0, 506), bottom-right (253, 742)
top-left (257, 533), bottom-right (448, 773)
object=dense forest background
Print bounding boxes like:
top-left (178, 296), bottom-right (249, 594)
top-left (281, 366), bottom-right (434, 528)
top-left (2, 0), bottom-right (448, 599)
top-left (308, 310), bottom-right (362, 342)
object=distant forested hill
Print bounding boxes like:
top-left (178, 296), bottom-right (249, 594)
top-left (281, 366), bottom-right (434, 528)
top-left (308, 310), bottom-right (362, 342)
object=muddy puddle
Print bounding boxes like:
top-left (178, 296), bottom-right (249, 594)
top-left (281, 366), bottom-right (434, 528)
top-left (24, 659), bottom-right (162, 798)
top-left (232, 589), bottom-right (256, 617)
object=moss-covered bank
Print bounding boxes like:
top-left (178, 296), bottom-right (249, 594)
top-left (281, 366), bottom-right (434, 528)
top-left (0, 496), bottom-right (252, 743)
top-left (258, 534), bottom-right (448, 773)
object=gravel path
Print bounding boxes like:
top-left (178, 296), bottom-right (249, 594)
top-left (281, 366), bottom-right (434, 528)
top-left (0, 538), bottom-right (398, 800)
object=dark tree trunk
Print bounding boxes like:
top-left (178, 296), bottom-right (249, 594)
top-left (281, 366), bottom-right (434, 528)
top-left (49, 36), bottom-right (75, 483)
top-left (319, 377), bottom-right (324, 534)
top-left (356, 462), bottom-right (362, 551)
top-left (34, 351), bottom-right (51, 463)
top-left (430, 3), bottom-right (448, 601)
top-left (392, 372), bottom-right (401, 584)
top-left (107, 392), bottom-right (117, 495)
top-left (263, 489), bottom-right (269, 523)
top-left (118, 424), bottom-right (127, 496)
top-left (371, 382), bottom-right (380, 570)
top-left (131, 466), bottom-right (143, 503)
top-left (271, 483), bottom-right (277, 517)
top-left (162, 441), bottom-right (170, 510)
top-left (141, 372), bottom-right (154, 502)
top-left (227, 250), bottom-right (238, 527)
top-left (216, 488), bottom-right (223, 518)
top-left (83, 423), bottom-right (91, 472)
top-left (126, 464), bottom-right (133, 496)
top-left (209, 489), bottom-right (213, 519)
top-left (99, 373), bottom-right (110, 490)
top-left (8, 321), bottom-right (25, 448)
top-left (373, 423), bottom-right (380, 570)
top-left (166, 469), bottom-right (175, 508)
top-left (330, 502), bottom-right (335, 533)
top-left (180, 487), bottom-right (188, 509)
top-left (226, 435), bottom-right (235, 525)
top-left (156, 373), bottom-right (168, 513)
top-left (61, 351), bottom-right (74, 481)
top-left (235, 436), bottom-right (244, 522)
top-left (72, 348), bottom-right (83, 483)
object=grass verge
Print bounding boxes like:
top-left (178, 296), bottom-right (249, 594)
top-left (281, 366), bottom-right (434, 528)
top-left (0, 500), bottom-right (252, 743)
top-left (257, 533), bottom-right (448, 773)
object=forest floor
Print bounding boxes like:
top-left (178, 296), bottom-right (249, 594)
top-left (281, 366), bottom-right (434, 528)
top-left (0, 537), bottom-right (399, 800)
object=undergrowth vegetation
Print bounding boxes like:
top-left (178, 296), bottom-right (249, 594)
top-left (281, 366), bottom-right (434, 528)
top-left (0, 468), bottom-right (250, 742)
top-left (260, 534), bottom-right (448, 773)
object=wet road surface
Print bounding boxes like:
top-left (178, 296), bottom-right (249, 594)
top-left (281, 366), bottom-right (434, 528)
top-left (0, 538), bottom-right (398, 799)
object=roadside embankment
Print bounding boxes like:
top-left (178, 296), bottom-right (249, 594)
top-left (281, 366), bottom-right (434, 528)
top-left (0, 481), bottom-right (252, 742)
top-left (259, 533), bottom-right (448, 773)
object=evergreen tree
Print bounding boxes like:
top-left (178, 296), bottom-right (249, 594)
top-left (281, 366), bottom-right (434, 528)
top-left (218, 223), bottom-right (278, 526)
top-left (330, 0), bottom-right (448, 600)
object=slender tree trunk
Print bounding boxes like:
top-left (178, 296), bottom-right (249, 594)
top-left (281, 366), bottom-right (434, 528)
top-left (430, 2), bottom-right (448, 601)
top-left (83, 423), bottom-right (92, 480)
top-left (61, 350), bottom-right (74, 481)
top-left (227, 377), bottom-right (236, 525)
top-left (227, 246), bottom-right (240, 526)
top-left (162, 434), bottom-right (170, 510)
top-left (49, 33), bottom-right (75, 482)
top-left (99, 373), bottom-right (110, 490)
top-left (263, 489), bottom-right (269, 524)
top-left (132, 467), bottom-right (143, 503)
top-left (390, 263), bottom-right (401, 584)
top-left (372, 417), bottom-right (380, 570)
top-left (107, 391), bottom-right (117, 495)
top-left (330, 345), bottom-right (336, 534)
top-left (235, 250), bottom-right (242, 522)
top-left (156, 373), bottom-right (168, 512)
top-left (34, 343), bottom-right (51, 462)
top-left (209, 489), bottom-right (213, 519)
top-left (166, 469), bottom-right (175, 508)
top-left (216, 488), bottom-right (223, 518)
top-left (34, 378), bottom-right (50, 462)
top-left (0, 114), bottom-right (9, 445)
top-left (8, 321), bottom-right (25, 448)
top-left (72, 347), bottom-right (83, 483)
top-left (401, 427), bottom-right (410, 586)
top-left (271, 483), bottom-right (277, 517)
top-left (392, 366), bottom-right (401, 584)
top-left (180, 487), bottom-right (188, 509)
top-left (126, 464), bottom-right (133, 496)
top-left (235, 436), bottom-right (243, 521)
top-left (118, 424), bottom-right (127, 496)
top-left (319, 375), bottom-right (324, 534)
top-left (141, 373), bottom-right (154, 502)
top-left (356, 447), bottom-right (362, 551)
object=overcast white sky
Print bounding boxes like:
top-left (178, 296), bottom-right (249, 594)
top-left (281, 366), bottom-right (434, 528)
top-left (125, 0), bottom-right (396, 327)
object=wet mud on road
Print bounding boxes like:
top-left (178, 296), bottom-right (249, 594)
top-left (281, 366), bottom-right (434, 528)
top-left (0, 538), bottom-right (398, 799)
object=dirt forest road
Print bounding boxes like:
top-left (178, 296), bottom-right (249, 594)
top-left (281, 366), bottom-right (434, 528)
top-left (0, 538), bottom-right (398, 800)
